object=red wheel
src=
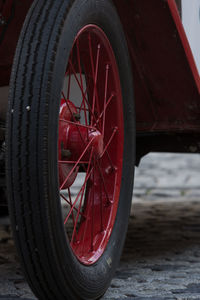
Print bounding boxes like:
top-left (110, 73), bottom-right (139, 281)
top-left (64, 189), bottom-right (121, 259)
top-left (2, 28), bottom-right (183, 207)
top-left (7, 1), bottom-right (135, 299)
top-left (58, 25), bottom-right (124, 265)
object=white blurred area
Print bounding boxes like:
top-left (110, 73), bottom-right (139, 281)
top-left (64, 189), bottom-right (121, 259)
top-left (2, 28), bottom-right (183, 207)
top-left (182, 0), bottom-right (200, 74)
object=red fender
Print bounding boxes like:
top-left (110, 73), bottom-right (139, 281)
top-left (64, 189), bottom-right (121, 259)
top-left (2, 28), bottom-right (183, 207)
top-left (113, 0), bottom-right (200, 132)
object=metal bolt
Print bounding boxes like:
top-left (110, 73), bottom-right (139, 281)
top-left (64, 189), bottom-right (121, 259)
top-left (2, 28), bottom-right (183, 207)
top-left (73, 113), bottom-right (81, 121)
top-left (61, 142), bottom-right (72, 159)
top-left (62, 149), bottom-right (72, 159)
top-left (105, 166), bottom-right (113, 175)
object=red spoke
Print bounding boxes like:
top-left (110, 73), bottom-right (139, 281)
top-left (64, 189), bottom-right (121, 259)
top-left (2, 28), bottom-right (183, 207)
top-left (61, 192), bottom-right (77, 238)
top-left (78, 106), bottom-right (90, 112)
top-left (88, 34), bottom-right (95, 86)
top-left (93, 93), bottom-right (115, 128)
top-left (60, 136), bottom-right (95, 190)
top-left (91, 44), bottom-right (100, 126)
top-left (69, 59), bottom-right (87, 101)
top-left (64, 157), bottom-right (94, 225)
top-left (61, 193), bottom-right (72, 209)
top-left (76, 39), bottom-right (88, 126)
top-left (101, 127), bottom-right (118, 158)
top-left (61, 192), bottom-right (85, 217)
top-left (88, 35), bottom-right (100, 125)
top-left (78, 86), bottom-right (89, 115)
top-left (102, 65), bottom-right (110, 138)
top-left (58, 160), bottom-right (89, 164)
top-left (105, 149), bottom-right (115, 170)
top-left (70, 147), bottom-right (94, 244)
top-left (68, 60), bottom-right (99, 127)
top-left (59, 118), bottom-right (95, 131)
top-left (67, 189), bottom-right (80, 233)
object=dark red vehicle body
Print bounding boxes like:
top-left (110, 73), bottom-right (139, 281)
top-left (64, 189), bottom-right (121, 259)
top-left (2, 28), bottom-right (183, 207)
top-left (1, 0), bottom-right (200, 163)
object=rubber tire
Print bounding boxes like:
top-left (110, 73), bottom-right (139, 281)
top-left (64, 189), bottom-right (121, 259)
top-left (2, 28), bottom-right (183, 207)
top-left (0, 206), bottom-right (8, 217)
top-left (6, 1), bottom-right (135, 299)
top-left (0, 187), bottom-right (8, 216)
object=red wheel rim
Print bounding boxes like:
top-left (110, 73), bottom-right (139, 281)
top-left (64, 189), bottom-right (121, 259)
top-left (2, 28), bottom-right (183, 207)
top-left (58, 25), bottom-right (124, 265)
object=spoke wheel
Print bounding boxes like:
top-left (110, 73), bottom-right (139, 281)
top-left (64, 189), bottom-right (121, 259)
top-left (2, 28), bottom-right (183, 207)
top-left (7, 1), bottom-right (135, 299)
top-left (59, 25), bottom-right (124, 265)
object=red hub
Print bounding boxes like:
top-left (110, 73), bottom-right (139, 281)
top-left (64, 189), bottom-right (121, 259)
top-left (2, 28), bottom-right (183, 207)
top-left (59, 99), bottom-right (104, 189)
top-left (58, 25), bottom-right (124, 265)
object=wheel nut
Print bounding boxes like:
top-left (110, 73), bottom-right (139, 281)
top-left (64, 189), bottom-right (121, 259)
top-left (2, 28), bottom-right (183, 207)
top-left (62, 149), bottom-right (71, 159)
top-left (105, 166), bottom-right (113, 175)
top-left (73, 113), bottom-right (81, 121)
top-left (61, 141), bottom-right (71, 159)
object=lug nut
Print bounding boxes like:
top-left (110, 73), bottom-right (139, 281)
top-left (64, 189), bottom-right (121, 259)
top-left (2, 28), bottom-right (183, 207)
top-left (61, 142), bottom-right (72, 159)
top-left (105, 165), bottom-right (117, 175)
top-left (61, 149), bottom-right (71, 159)
top-left (73, 113), bottom-right (81, 121)
top-left (105, 166), bottom-right (113, 175)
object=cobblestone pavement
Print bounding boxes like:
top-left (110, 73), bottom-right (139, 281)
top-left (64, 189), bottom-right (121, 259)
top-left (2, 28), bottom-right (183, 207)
top-left (1, 153), bottom-right (200, 300)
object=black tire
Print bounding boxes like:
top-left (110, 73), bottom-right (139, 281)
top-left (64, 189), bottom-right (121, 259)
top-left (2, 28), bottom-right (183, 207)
top-left (0, 205), bottom-right (8, 217)
top-left (0, 186), bottom-right (8, 216)
top-left (6, 1), bottom-right (135, 299)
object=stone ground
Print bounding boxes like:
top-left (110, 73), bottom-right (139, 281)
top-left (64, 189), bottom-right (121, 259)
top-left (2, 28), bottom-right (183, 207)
top-left (1, 153), bottom-right (200, 300)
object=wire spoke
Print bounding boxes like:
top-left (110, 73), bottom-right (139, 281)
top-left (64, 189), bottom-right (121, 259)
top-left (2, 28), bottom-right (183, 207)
top-left (61, 192), bottom-right (85, 217)
top-left (61, 192), bottom-right (78, 240)
top-left (69, 59), bottom-right (88, 103)
top-left (102, 65), bottom-right (109, 137)
top-left (91, 44), bottom-right (100, 126)
top-left (101, 127), bottom-right (118, 158)
top-left (88, 35), bottom-right (101, 125)
top-left (59, 118), bottom-right (95, 131)
top-left (60, 136), bottom-right (95, 190)
top-left (64, 159), bottom-right (94, 225)
top-left (68, 60), bottom-right (98, 127)
top-left (78, 86), bottom-right (89, 115)
top-left (93, 93), bottom-right (115, 128)
top-left (61, 193), bottom-right (76, 224)
top-left (58, 160), bottom-right (89, 164)
top-left (70, 147), bottom-right (94, 244)
top-left (76, 39), bottom-right (88, 126)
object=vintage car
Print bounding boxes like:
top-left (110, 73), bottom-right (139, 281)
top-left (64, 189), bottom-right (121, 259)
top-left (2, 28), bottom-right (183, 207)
top-left (0, 0), bottom-right (200, 299)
